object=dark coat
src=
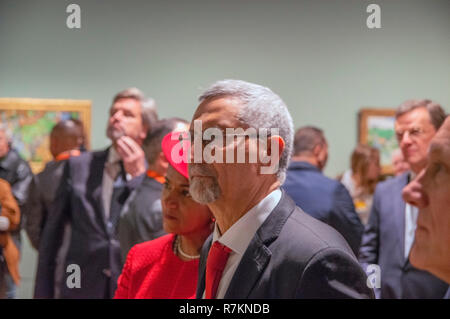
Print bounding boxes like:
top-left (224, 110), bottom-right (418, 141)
top-left (283, 161), bottom-right (363, 254)
top-left (34, 148), bottom-right (144, 299)
top-left (196, 191), bottom-right (374, 299)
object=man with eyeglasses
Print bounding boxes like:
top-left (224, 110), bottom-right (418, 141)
top-left (359, 99), bottom-right (448, 299)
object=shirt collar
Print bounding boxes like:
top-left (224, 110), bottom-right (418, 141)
top-left (212, 189), bottom-right (282, 255)
top-left (107, 146), bottom-right (121, 164)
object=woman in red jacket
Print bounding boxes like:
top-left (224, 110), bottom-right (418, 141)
top-left (114, 131), bottom-right (213, 299)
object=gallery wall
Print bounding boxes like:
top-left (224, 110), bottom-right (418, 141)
top-left (0, 0), bottom-right (449, 297)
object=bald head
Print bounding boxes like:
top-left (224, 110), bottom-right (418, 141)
top-left (50, 119), bottom-right (85, 158)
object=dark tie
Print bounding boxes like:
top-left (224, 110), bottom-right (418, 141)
top-left (108, 161), bottom-right (126, 236)
top-left (205, 241), bottom-right (232, 299)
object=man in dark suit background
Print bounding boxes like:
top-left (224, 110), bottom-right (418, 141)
top-left (118, 117), bottom-right (188, 261)
top-left (283, 126), bottom-right (363, 254)
top-left (190, 79), bottom-right (373, 299)
top-left (359, 99), bottom-right (448, 299)
top-left (35, 88), bottom-right (157, 298)
top-left (25, 119), bottom-right (85, 298)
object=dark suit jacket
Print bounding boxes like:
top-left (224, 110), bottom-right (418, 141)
top-left (25, 160), bottom-right (67, 249)
top-left (118, 176), bottom-right (166, 262)
top-left (34, 148), bottom-right (144, 299)
top-left (283, 161), bottom-right (363, 254)
top-left (358, 172), bottom-right (448, 299)
top-left (196, 191), bottom-right (374, 299)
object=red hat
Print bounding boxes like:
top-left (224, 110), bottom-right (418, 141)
top-left (161, 131), bottom-right (190, 179)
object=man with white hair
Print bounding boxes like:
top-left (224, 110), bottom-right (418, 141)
top-left (192, 79), bottom-right (373, 299)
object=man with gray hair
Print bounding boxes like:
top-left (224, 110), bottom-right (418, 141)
top-left (118, 117), bottom-right (188, 261)
top-left (359, 99), bottom-right (448, 298)
top-left (192, 79), bottom-right (373, 299)
top-left (283, 126), bottom-right (363, 255)
top-left (35, 88), bottom-right (155, 298)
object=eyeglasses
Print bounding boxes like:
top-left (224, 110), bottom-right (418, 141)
top-left (396, 127), bottom-right (426, 142)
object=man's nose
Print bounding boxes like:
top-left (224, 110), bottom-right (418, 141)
top-left (111, 110), bottom-right (123, 121)
top-left (401, 131), bottom-right (412, 147)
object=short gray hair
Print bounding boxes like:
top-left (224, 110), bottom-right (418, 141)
top-left (396, 99), bottom-right (446, 131)
top-left (112, 87), bottom-right (158, 129)
top-left (199, 79), bottom-right (294, 184)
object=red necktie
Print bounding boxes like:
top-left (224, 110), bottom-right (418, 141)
top-left (205, 241), bottom-right (232, 299)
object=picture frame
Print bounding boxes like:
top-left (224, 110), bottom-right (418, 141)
top-left (358, 108), bottom-right (398, 176)
top-left (0, 97), bottom-right (91, 173)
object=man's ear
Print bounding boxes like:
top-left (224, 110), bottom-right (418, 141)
top-left (267, 135), bottom-right (285, 161)
top-left (159, 151), bottom-right (169, 170)
top-left (312, 144), bottom-right (322, 157)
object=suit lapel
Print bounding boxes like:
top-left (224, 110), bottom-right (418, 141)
top-left (87, 148), bottom-right (109, 232)
top-left (224, 191), bottom-right (296, 298)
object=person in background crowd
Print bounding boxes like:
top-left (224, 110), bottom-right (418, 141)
top-left (115, 131), bottom-right (213, 299)
top-left (24, 119), bottom-right (85, 298)
top-left (359, 99), bottom-right (448, 299)
top-left (402, 116), bottom-right (450, 298)
top-left (340, 144), bottom-right (380, 225)
top-left (391, 148), bottom-right (410, 176)
top-left (0, 179), bottom-right (20, 298)
top-left (283, 126), bottom-right (363, 255)
top-left (35, 88), bottom-right (157, 299)
top-left (25, 118), bottom-right (86, 249)
top-left (0, 124), bottom-right (33, 298)
top-left (191, 79), bottom-right (373, 299)
top-left (118, 117), bottom-right (188, 261)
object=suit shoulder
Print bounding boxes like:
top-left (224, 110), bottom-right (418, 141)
top-left (281, 207), bottom-right (355, 258)
top-left (374, 173), bottom-right (408, 195)
top-left (68, 149), bottom-right (108, 168)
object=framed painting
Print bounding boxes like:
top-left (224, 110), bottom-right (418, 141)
top-left (358, 108), bottom-right (398, 175)
top-left (0, 98), bottom-right (91, 173)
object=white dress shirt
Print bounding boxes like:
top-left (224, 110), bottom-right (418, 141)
top-left (404, 172), bottom-right (418, 259)
top-left (203, 189), bottom-right (282, 299)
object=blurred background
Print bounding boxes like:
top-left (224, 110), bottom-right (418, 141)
top-left (0, 0), bottom-right (449, 298)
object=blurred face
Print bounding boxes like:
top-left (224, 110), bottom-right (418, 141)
top-left (367, 153), bottom-right (381, 180)
top-left (392, 151), bottom-right (410, 176)
top-left (162, 165), bottom-right (212, 235)
top-left (106, 98), bottom-right (146, 144)
top-left (410, 118), bottom-right (450, 283)
top-left (395, 107), bottom-right (436, 173)
top-left (0, 130), bottom-right (10, 158)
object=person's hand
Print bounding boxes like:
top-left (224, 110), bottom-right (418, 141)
top-left (402, 170), bottom-right (428, 208)
top-left (116, 136), bottom-right (146, 178)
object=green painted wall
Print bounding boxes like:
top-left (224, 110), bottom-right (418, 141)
top-left (0, 0), bottom-right (448, 298)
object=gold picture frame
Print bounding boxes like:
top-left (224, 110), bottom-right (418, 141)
top-left (358, 108), bottom-right (398, 176)
top-left (0, 97), bottom-right (91, 173)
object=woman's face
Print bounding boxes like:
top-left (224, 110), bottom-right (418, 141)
top-left (161, 165), bottom-right (212, 235)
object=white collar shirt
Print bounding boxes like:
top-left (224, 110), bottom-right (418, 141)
top-left (203, 189), bottom-right (282, 299)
